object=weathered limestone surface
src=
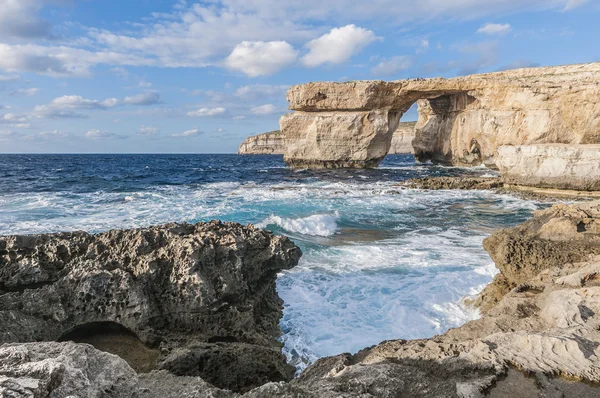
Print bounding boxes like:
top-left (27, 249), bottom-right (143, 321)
top-left (389, 121), bottom-right (416, 154)
top-left (238, 122), bottom-right (416, 156)
top-left (497, 144), bottom-right (600, 191)
top-left (238, 131), bottom-right (287, 155)
top-left (282, 63), bottom-right (600, 169)
top-left (0, 222), bottom-right (301, 393)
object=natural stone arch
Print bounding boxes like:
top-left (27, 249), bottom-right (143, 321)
top-left (280, 63), bottom-right (600, 169)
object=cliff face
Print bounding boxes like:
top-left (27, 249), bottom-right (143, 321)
top-left (497, 144), bottom-right (600, 191)
top-left (4, 202), bottom-right (600, 397)
top-left (239, 122), bottom-right (416, 156)
top-left (281, 63), bottom-right (600, 169)
top-left (389, 121), bottom-right (416, 154)
top-left (238, 130), bottom-right (288, 155)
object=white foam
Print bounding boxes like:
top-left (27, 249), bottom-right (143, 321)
top-left (258, 214), bottom-right (339, 237)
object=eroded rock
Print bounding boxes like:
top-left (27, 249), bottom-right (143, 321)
top-left (0, 221), bottom-right (301, 392)
top-left (282, 63), bottom-right (600, 169)
top-left (497, 144), bottom-right (600, 191)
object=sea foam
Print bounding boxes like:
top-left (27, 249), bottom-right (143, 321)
top-left (258, 214), bottom-right (339, 237)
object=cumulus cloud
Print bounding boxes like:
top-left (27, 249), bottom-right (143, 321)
top-left (371, 56), bottom-right (413, 76)
top-left (1, 113), bottom-right (29, 124)
top-left (172, 128), bottom-right (201, 137)
top-left (123, 92), bottom-right (161, 106)
top-left (225, 41), bottom-right (298, 77)
top-left (187, 107), bottom-right (226, 117)
top-left (0, 0), bottom-right (586, 79)
top-left (302, 25), bottom-right (378, 67)
top-left (477, 23), bottom-right (512, 35)
top-left (251, 104), bottom-right (278, 115)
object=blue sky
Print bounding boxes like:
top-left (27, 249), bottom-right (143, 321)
top-left (0, 0), bottom-right (598, 153)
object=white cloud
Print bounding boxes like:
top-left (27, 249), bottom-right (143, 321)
top-left (137, 126), bottom-right (160, 137)
top-left (302, 25), bottom-right (378, 67)
top-left (10, 88), bottom-right (40, 97)
top-left (32, 95), bottom-right (119, 119)
top-left (123, 92), bottom-right (161, 106)
top-left (138, 80), bottom-right (152, 88)
top-left (85, 129), bottom-right (120, 139)
top-left (225, 41), bottom-right (298, 77)
top-left (371, 56), bottom-right (413, 76)
top-left (0, 1), bottom-right (585, 79)
top-left (457, 41), bottom-right (499, 75)
top-left (0, 43), bottom-right (154, 77)
top-left (1, 113), bottom-right (29, 124)
top-left (477, 23), bottom-right (512, 36)
top-left (251, 104), bottom-right (278, 115)
top-left (233, 115), bottom-right (246, 120)
top-left (187, 107), bottom-right (226, 117)
top-left (172, 128), bottom-right (201, 137)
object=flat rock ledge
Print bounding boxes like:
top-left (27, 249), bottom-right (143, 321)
top-left (4, 203), bottom-right (600, 397)
top-left (0, 221), bottom-right (301, 394)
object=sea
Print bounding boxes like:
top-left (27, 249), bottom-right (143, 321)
top-left (0, 153), bottom-right (547, 371)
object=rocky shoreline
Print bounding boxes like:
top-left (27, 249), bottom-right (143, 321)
top-left (2, 200), bottom-right (600, 397)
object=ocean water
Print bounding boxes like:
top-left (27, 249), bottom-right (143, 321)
top-left (0, 154), bottom-right (544, 371)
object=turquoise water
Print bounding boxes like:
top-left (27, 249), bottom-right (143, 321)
top-left (0, 154), bottom-right (544, 370)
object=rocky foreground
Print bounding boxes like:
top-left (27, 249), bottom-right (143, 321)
top-left (2, 203), bottom-right (600, 397)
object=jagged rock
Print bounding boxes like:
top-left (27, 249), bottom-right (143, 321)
top-left (238, 130), bottom-right (287, 155)
top-left (400, 176), bottom-right (502, 190)
top-left (0, 222), bottom-right (301, 392)
top-left (478, 201), bottom-right (600, 311)
top-left (497, 144), bottom-right (600, 191)
top-left (0, 342), bottom-right (139, 397)
top-left (281, 63), bottom-right (600, 169)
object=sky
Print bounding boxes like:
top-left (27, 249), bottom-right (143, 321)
top-left (0, 0), bottom-right (598, 153)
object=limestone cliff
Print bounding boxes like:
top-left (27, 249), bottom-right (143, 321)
top-left (281, 63), bottom-right (600, 169)
top-left (238, 130), bottom-right (288, 155)
top-left (497, 144), bottom-right (600, 191)
top-left (389, 121), bottom-right (416, 154)
top-left (239, 122), bottom-right (416, 155)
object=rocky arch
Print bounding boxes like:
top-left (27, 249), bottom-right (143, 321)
top-left (280, 63), bottom-right (600, 169)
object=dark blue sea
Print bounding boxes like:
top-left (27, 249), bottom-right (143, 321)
top-left (0, 154), bottom-right (545, 370)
